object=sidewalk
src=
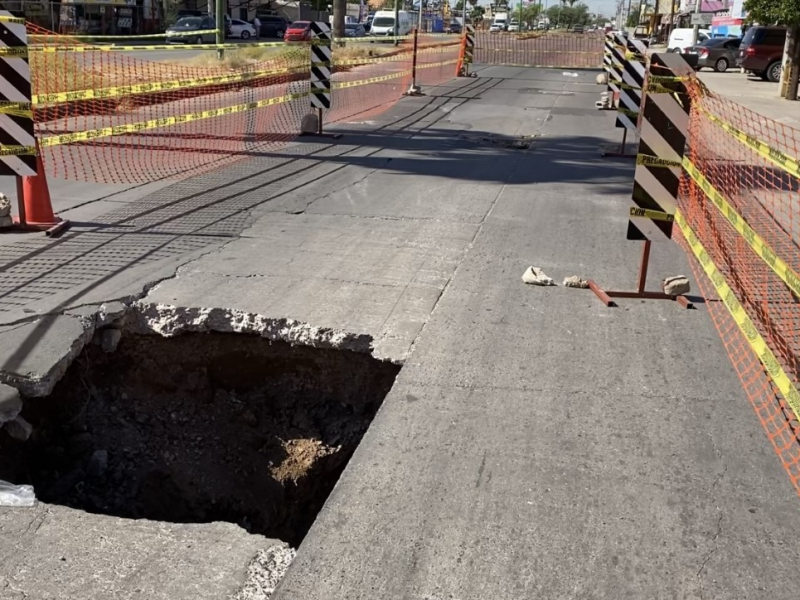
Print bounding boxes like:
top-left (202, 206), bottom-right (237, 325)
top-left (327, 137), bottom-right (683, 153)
top-left (1, 67), bottom-right (800, 599)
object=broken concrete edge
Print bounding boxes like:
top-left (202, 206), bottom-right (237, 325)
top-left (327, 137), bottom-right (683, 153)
top-left (0, 300), bottom-right (386, 400)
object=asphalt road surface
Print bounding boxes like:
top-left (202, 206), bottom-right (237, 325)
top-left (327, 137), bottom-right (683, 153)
top-left (2, 66), bottom-right (800, 599)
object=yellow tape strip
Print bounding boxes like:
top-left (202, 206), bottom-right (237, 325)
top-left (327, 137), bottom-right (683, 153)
top-left (682, 155), bottom-right (800, 299)
top-left (629, 206), bottom-right (674, 222)
top-left (32, 40), bottom-right (291, 52)
top-left (32, 66), bottom-right (306, 105)
top-left (676, 208), bottom-right (800, 423)
top-left (475, 47), bottom-right (603, 55)
top-left (618, 107), bottom-right (640, 118)
top-left (0, 145), bottom-right (36, 156)
top-left (0, 101), bottom-right (32, 118)
top-left (29, 29), bottom-right (219, 40)
top-left (0, 15), bottom-right (25, 24)
top-left (39, 90), bottom-right (309, 148)
top-left (0, 46), bottom-right (27, 57)
top-left (648, 75), bottom-right (687, 84)
top-left (636, 154), bottom-right (681, 168)
top-left (702, 108), bottom-right (800, 179)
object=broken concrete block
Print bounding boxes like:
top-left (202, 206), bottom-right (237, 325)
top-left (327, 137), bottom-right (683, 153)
top-left (0, 384), bottom-right (22, 424)
top-left (0, 193), bottom-right (10, 217)
top-left (663, 275), bottom-right (691, 296)
top-left (0, 215), bottom-right (12, 229)
top-left (522, 267), bottom-right (556, 286)
top-left (300, 113), bottom-right (319, 134)
top-left (4, 415), bottom-right (33, 441)
top-left (596, 72), bottom-right (608, 85)
top-left (101, 328), bottom-right (122, 353)
top-left (563, 276), bottom-right (589, 289)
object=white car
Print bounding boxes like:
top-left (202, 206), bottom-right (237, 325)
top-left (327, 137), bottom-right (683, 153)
top-left (230, 19), bottom-right (257, 39)
top-left (489, 23), bottom-right (505, 32)
top-left (509, 22), bottom-right (519, 32)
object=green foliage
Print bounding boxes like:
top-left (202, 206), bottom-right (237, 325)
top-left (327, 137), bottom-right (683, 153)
top-left (470, 4), bottom-right (485, 20)
top-left (545, 2), bottom-right (590, 27)
top-left (743, 0), bottom-right (800, 25)
top-left (625, 13), bottom-right (638, 27)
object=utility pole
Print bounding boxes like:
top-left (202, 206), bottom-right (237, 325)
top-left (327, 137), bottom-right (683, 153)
top-left (215, 0), bottom-right (224, 60)
top-left (394, 0), bottom-right (400, 45)
top-left (691, 0), bottom-right (701, 45)
top-left (334, 0), bottom-right (346, 42)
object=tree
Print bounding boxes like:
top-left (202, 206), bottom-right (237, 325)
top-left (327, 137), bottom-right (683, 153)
top-left (470, 4), bottom-right (485, 22)
top-left (744, 0), bottom-right (800, 100)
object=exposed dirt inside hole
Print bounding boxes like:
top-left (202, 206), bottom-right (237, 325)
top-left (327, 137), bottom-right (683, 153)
top-left (0, 333), bottom-right (400, 546)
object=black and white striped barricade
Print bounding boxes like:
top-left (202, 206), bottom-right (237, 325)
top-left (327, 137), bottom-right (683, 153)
top-left (0, 11), bottom-right (68, 235)
top-left (600, 36), bottom-right (648, 157)
top-left (301, 22), bottom-right (341, 138)
top-left (588, 52), bottom-right (695, 309)
top-left (598, 32), bottom-right (625, 110)
top-left (458, 24), bottom-right (475, 77)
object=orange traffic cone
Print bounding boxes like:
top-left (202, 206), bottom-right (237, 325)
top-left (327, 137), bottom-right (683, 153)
top-left (16, 146), bottom-right (70, 236)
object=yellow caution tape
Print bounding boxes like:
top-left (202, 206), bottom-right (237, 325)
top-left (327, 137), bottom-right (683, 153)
top-left (0, 101), bottom-right (32, 118)
top-left (701, 107), bottom-right (800, 180)
top-left (682, 155), bottom-right (800, 300)
top-left (625, 50), bottom-right (647, 61)
top-left (0, 145), bottom-right (36, 156)
top-left (0, 15), bottom-right (25, 24)
top-left (676, 208), bottom-right (800, 424)
top-left (620, 82), bottom-right (643, 91)
top-left (636, 154), bottom-right (681, 168)
top-left (648, 74), bottom-right (687, 84)
top-left (39, 89), bottom-right (309, 148)
top-left (644, 80), bottom-right (680, 94)
top-left (475, 47), bottom-right (603, 55)
top-left (32, 66), bottom-right (307, 105)
top-left (629, 206), bottom-right (674, 222)
top-left (618, 107), bottom-right (640, 118)
top-left (29, 29), bottom-right (219, 40)
top-left (32, 40), bottom-right (291, 52)
top-left (0, 46), bottom-right (28, 57)
top-left (331, 45), bottom-right (458, 67)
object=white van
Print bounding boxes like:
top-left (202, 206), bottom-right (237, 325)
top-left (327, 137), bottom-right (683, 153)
top-left (370, 10), bottom-right (413, 37)
top-left (668, 27), bottom-right (711, 52)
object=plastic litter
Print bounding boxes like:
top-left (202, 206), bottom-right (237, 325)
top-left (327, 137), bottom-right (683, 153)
top-left (0, 480), bottom-right (36, 507)
top-left (562, 72), bottom-right (579, 77)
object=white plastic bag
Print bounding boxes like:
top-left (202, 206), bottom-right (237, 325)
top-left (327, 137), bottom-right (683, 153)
top-left (0, 480), bottom-right (36, 507)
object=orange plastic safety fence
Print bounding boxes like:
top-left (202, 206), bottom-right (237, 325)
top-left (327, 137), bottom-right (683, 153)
top-left (473, 30), bottom-right (604, 69)
top-left (678, 78), bottom-right (800, 494)
top-left (326, 35), bottom-right (460, 124)
top-left (26, 24), bottom-right (460, 183)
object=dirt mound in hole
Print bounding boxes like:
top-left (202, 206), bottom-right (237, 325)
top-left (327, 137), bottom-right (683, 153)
top-left (0, 333), bottom-right (400, 546)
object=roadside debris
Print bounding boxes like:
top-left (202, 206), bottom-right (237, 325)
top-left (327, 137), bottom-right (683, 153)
top-left (562, 72), bottom-right (579, 77)
top-left (563, 276), bottom-right (589, 289)
top-left (232, 545), bottom-right (297, 600)
top-left (522, 267), bottom-right (556, 286)
top-left (596, 72), bottom-right (608, 85)
top-left (0, 480), bottom-right (36, 507)
top-left (662, 275), bottom-right (691, 296)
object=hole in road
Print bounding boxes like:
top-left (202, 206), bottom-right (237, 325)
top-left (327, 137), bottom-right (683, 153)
top-left (0, 333), bottom-right (400, 547)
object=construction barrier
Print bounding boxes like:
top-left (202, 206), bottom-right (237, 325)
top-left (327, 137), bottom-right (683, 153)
top-left (10, 23), bottom-right (459, 184)
top-left (598, 49), bottom-right (800, 498)
top-left (473, 30), bottom-right (604, 70)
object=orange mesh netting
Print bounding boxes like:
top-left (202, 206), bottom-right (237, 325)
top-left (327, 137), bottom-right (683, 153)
top-left (676, 77), bottom-right (800, 494)
top-left (26, 24), bottom-right (460, 183)
top-left (473, 29), bottom-right (604, 69)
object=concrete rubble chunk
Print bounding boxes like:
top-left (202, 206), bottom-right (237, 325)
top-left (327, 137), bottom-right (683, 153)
top-left (522, 267), bottom-right (556, 286)
top-left (300, 113), bottom-right (319, 134)
top-left (663, 275), bottom-right (691, 296)
top-left (596, 72), bottom-right (608, 85)
top-left (0, 192), bottom-right (11, 217)
top-left (563, 276), bottom-right (589, 289)
top-left (231, 545), bottom-right (297, 600)
top-left (4, 415), bottom-right (33, 441)
top-left (101, 328), bottom-right (122, 353)
top-left (0, 383), bottom-right (22, 424)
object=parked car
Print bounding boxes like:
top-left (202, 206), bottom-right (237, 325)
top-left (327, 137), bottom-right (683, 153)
top-left (738, 25), bottom-right (786, 82)
top-left (489, 22), bottom-right (505, 32)
top-left (284, 21), bottom-right (312, 42)
top-left (684, 37), bottom-right (741, 72)
top-left (258, 15), bottom-right (290, 38)
top-left (345, 23), bottom-right (366, 37)
top-left (166, 16), bottom-right (217, 44)
top-left (667, 27), bottom-right (710, 52)
top-left (508, 21), bottom-right (519, 33)
top-left (448, 21), bottom-right (462, 34)
top-left (229, 19), bottom-right (257, 39)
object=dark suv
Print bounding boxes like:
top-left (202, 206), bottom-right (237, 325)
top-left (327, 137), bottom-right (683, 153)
top-left (737, 26), bottom-right (786, 82)
top-left (258, 15), bottom-right (290, 38)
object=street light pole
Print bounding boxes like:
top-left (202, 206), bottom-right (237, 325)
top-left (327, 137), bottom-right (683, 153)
top-left (215, 0), bottom-right (224, 60)
top-left (691, 0), bottom-right (702, 45)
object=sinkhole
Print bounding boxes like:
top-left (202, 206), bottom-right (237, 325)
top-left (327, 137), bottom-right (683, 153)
top-left (0, 331), bottom-right (401, 547)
